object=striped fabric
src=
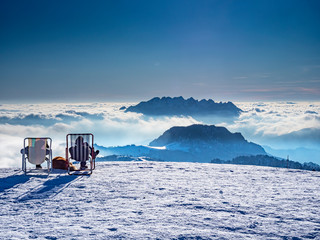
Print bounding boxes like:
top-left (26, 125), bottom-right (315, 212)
top-left (27, 138), bottom-right (47, 165)
top-left (69, 134), bottom-right (92, 162)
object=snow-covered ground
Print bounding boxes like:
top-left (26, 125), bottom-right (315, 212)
top-left (1, 161), bottom-right (319, 239)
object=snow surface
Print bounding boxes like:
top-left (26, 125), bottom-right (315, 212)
top-left (1, 161), bottom-right (320, 239)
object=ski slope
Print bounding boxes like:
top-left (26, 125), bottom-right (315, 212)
top-left (0, 161), bottom-right (319, 239)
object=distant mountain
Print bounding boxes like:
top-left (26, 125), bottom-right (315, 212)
top-left (150, 124), bottom-right (245, 146)
top-left (260, 127), bottom-right (320, 149)
top-left (122, 97), bottom-right (242, 117)
top-left (211, 155), bottom-right (320, 171)
top-left (149, 124), bottom-right (266, 161)
top-left (98, 124), bottom-right (266, 163)
top-left (279, 127), bottom-right (320, 144)
top-left (97, 154), bottom-right (320, 171)
top-left (263, 146), bottom-right (320, 165)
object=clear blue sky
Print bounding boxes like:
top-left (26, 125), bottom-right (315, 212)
top-left (1, 0), bottom-right (320, 102)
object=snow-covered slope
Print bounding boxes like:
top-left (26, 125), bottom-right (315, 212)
top-left (1, 162), bottom-right (319, 239)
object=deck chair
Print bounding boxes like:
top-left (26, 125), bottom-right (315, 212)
top-left (22, 137), bottom-right (52, 174)
top-left (66, 133), bottom-right (96, 175)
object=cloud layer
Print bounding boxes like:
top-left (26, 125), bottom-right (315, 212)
top-left (0, 101), bottom-right (319, 167)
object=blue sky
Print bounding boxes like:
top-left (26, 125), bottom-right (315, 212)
top-left (1, 0), bottom-right (320, 102)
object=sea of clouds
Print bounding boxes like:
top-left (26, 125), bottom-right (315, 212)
top-left (0, 101), bottom-right (319, 167)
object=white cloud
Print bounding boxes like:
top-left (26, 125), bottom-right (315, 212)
top-left (0, 134), bottom-right (22, 168)
top-left (0, 103), bottom-right (200, 167)
top-left (229, 102), bottom-right (320, 147)
top-left (0, 101), bottom-right (319, 167)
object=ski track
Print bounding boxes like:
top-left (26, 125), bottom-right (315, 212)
top-left (0, 162), bottom-right (319, 239)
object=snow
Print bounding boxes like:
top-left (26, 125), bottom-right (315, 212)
top-left (145, 145), bottom-right (167, 150)
top-left (0, 161), bottom-right (320, 239)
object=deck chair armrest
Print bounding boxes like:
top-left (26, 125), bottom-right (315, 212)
top-left (20, 147), bottom-right (28, 155)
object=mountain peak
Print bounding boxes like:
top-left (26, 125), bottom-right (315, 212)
top-left (149, 124), bottom-right (245, 146)
top-left (123, 96), bottom-right (241, 116)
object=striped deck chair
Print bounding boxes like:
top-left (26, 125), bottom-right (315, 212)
top-left (22, 137), bottom-right (52, 174)
top-left (66, 133), bottom-right (96, 175)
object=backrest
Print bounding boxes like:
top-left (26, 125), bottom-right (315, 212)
top-left (67, 134), bottom-right (93, 161)
top-left (27, 138), bottom-right (48, 165)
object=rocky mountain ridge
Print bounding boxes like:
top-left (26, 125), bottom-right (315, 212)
top-left (122, 96), bottom-right (242, 117)
top-left (98, 124), bottom-right (266, 163)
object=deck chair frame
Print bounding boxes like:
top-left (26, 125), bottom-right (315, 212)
top-left (22, 137), bottom-right (52, 174)
top-left (66, 133), bottom-right (95, 175)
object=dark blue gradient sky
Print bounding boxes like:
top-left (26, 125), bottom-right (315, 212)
top-left (1, 0), bottom-right (320, 102)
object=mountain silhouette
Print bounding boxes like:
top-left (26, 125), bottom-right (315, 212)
top-left (123, 96), bottom-right (242, 117)
top-left (98, 124), bottom-right (266, 163)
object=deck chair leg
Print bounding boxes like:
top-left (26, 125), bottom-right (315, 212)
top-left (22, 154), bottom-right (25, 173)
top-left (47, 159), bottom-right (50, 174)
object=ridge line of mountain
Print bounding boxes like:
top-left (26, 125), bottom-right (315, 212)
top-left (121, 96), bottom-right (242, 117)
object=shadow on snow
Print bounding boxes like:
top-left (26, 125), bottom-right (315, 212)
top-left (16, 174), bottom-right (83, 202)
top-left (0, 172), bottom-right (84, 202)
top-left (0, 173), bottom-right (32, 192)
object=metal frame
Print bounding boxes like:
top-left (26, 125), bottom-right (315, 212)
top-left (66, 133), bottom-right (96, 175)
top-left (22, 137), bottom-right (52, 175)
